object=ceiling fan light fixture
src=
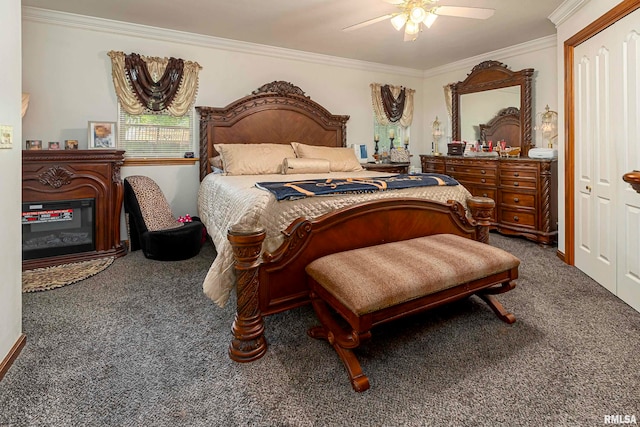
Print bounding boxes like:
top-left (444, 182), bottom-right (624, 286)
top-left (390, 13), bottom-right (408, 31)
top-left (423, 12), bottom-right (438, 28)
top-left (409, 6), bottom-right (427, 24)
top-left (405, 20), bottom-right (420, 35)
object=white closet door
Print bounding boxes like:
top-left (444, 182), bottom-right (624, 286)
top-left (616, 14), bottom-right (640, 313)
top-left (574, 9), bottom-right (640, 312)
top-left (574, 34), bottom-right (617, 291)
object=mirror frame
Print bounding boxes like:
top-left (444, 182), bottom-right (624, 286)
top-left (452, 60), bottom-right (534, 156)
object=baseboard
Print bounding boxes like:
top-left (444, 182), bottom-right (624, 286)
top-left (556, 250), bottom-right (566, 263)
top-left (0, 334), bottom-right (26, 382)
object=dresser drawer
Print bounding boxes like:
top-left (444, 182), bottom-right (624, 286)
top-left (498, 208), bottom-right (536, 228)
top-left (421, 161), bottom-right (445, 174)
top-left (499, 168), bottom-right (537, 180)
top-left (500, 178), bottom-right (537, 190)
top-left (446, 163), bottom-right (497, 177)
top-left (499, 167), bottom-right (537, 190)
top-left (469, 187), bottom-right (497, 201)
top-left (500, 191), bottom-right (535, 208)
top-left (450, 172), bottom-right (497, 186)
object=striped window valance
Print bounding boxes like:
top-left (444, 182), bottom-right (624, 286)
top-left (107, 51), bottom-right (202, 117)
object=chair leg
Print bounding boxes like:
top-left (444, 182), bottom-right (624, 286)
top-left (308, 292), bottom-right (371, 392)
top-left (477, 281), bottom-right (517, 324)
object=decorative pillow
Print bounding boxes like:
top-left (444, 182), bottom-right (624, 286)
top-left (291, 142), bottom-right (363, 172)
top-left (209, 156), bottom-right (223, 170)
top-left (282, 157), bottom-right (331, 174)
top-left (214, 143), bottom-right (296, 175)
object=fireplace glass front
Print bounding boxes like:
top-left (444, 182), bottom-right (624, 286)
top-left (22, 199), bottom-right (95, 260)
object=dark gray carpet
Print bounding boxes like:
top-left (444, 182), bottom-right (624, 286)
top-left (1, 233), bottom-right (639, 426)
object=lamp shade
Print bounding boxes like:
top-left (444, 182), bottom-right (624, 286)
top-left (409, 7), bottom-right (427, 23)
top-left (405, 20), bottom-right (420, 35)
top-left (423, 12), bottom-right (438, 28)
top-left (535, 105), bottom-right (558, 148)
top-left (391, 13), bottom-right (408, 31)
top-left (432, 116), bottom-right (442, 137)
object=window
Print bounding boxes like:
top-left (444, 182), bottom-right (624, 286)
top-left (117, 106), bottom-right (193, 159)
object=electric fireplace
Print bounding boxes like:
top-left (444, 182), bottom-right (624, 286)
top-left (22, 199), bottom-right (95, 260)
top-left (22, 150), bottom-right (127, 270)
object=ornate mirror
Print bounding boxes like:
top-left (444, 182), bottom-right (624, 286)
top-left (451, 61), bottom-right (534, 156)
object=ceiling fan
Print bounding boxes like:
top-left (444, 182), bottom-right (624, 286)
top-left (343, 0), bottom-right (495, 42)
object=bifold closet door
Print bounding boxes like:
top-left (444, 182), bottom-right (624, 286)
top-left (574, 8), bottom-right (640, 312)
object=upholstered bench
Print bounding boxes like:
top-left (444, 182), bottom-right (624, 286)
top-left (306, 233), bottom-right (520, 392)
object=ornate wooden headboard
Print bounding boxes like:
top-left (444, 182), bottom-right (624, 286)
top-left (479, 107), bottom-right (521, 147)
top-left (196, 81), bottom-right (350, 181)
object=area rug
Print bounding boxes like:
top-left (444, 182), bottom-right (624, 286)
top-left (22, 257), bottom-right (115, 293)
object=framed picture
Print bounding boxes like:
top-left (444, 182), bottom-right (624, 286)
top-left (88, 121), bottom-right (116, 149)
top-left (351, 144), bottom-right (368, 161)
top-left (65, 140), bottom-right (79, 150)
top-left (25, 140), bottom-right (42, 150)
top-left (48, 141), bottom-right (60, 150)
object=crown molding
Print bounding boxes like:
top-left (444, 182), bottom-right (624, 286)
top-left (21, 6), bottom-right (424, 78)
top-left (548, 0), bottom-right (589, 26)
top-left (422, 35), bottom-right (557, 79)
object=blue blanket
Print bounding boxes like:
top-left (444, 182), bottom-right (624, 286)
top-left (256, 173), bottom-right (459, 201)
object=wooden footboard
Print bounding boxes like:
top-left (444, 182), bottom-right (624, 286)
top-left (227, 196), bottom-right (494, 362)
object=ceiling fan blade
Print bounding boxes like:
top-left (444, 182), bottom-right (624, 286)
top-left (433, 6), bottom-right (495, 20)
top-left (343, 14), bottom-right (394, 31)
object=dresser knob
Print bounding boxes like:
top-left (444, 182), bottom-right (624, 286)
top-left (514, 182), bottom-right (519, 187)
top-left (514, 172), bottom-right (519, 177)
top-left (482, 193), bottom-right (488, 197)
top-left (513, 215), bottom-right (519, 222)
top-left (514, 197), bottom-right (520, 203)
top-left (481, 170), bottom-right (486, 174)
top-left (481, 178), bottom-right (486, 183)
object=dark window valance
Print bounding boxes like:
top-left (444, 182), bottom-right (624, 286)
top-left (108, 51), bottom-right (202, 117)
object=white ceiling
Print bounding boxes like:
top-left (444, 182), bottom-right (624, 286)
top-left (21, 0), bottom-right (564, 70)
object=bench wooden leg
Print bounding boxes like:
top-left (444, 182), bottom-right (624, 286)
top-left (308, 292), bottom-right (371, 392)
top-left (477, 281), bottom-right (517, 324)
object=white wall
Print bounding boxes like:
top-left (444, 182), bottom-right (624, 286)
top-left (21, 8), bottom-right (425, 224)
top-left (553, 0), bottom-right (623, 255)
top-left (0, 0), bottom-right (23, 367)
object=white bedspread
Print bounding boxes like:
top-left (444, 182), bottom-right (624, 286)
top-left (197, 171), bottom-right (472, 307)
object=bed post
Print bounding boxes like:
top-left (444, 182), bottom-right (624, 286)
top-left (227, 225), bottom-right (267, 362)
top-left (467, 196), bottom-right (495, 244)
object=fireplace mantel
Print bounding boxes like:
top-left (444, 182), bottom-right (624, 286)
top-left (22, 150), bottom-right (127, 270)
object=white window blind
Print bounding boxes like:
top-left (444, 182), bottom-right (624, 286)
top-left (117, 106), bottom-right (193, 158)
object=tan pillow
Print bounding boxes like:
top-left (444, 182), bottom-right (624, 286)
top-left (214, 143), bottom-right (296, 175)
top-left (282, 157), bottom-right (331, 174)
top-left (291, 142), bottom-right (363, 172)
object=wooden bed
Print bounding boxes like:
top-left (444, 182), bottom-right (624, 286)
top-left (196, 81), bottom-right (494, 362)
top-left (196, 81), bottom-right (348, 181)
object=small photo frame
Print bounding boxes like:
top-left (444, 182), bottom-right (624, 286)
top-left (88, 121), bottom-right (116, 149)
top-left (48, 141), bottom-right (60, 150)
top-left (26, 140), bottom-right (42, 150)
top-left (65, 140), bottom-right (79, 150)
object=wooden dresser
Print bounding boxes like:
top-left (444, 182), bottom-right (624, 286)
top-left (420, 154), bottom-right (557, 245)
